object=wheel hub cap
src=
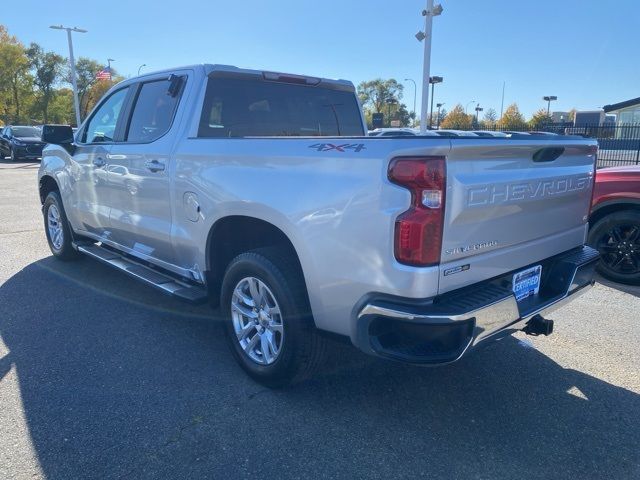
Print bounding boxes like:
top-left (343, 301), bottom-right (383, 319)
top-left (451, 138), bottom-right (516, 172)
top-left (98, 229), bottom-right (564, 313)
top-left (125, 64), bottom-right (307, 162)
top-left (598, 224), bottom-right (640, 274)
top-left (47, 204), bottom-right (64, 251)
top-left (231, 277), bottom-right (283, 365)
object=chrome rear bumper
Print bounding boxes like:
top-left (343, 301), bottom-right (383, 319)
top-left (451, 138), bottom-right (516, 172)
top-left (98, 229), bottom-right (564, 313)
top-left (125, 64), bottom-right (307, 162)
top-left (354, 246), bottom-right (599, 364)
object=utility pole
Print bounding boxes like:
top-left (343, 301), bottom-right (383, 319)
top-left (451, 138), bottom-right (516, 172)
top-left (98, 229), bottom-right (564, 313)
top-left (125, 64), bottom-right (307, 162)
top-left (543, 95), bottom-right (557, 117)
top-left (475, 104), bottom-right (483, 123)
top-left (404, 78), bottom-right (417, 127)
top-left (50, 25), bottom-right (87, 127)
top-left (428, 76), bottom-right (443, 129)
top-left (436, 102), bottom-right (444, 129)
top-left (416, 0), bottom-right (443, 134)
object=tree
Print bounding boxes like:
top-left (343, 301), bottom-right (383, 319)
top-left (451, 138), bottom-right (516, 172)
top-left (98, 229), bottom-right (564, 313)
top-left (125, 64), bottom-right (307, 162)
top-left (529, 108), bottom-right (552, 129)
top-left (499, 103), bottom-right (527, 130)
top-left (567, 108), bottom-right (577, 122)
top-left (0, 26), bottom-right (33, 123)
top-left (440, 104), bottom-right (473, 130)
top-left (357, 78), bottom-right (404, 114)
top-left (481, 108), bottom-right (498, 128)
top-left (73, 57), bottom-right (103, 119)
top-left (26, 43), bottom-right (65, 123)
top-left (47, 88), bottom-right (74, 124)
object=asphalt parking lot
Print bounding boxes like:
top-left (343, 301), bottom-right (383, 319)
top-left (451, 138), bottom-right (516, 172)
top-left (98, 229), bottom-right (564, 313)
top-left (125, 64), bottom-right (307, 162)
top-left (0, 159), bottom-right (639, 480)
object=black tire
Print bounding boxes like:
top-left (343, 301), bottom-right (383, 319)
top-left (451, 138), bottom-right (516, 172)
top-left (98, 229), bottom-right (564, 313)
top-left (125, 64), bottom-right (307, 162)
top-left (588, 209), bottom-right (640, 285)
top-left (43, 190), bottom-right (80, 261)
top-left (10, 147), bottom-right (19, 162)
top-left (220, 247), bottom-right (326, 387)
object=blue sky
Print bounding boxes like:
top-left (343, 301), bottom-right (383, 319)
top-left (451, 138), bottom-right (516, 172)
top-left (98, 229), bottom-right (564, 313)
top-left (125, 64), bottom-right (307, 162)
top-left (4, 0), bottom-right (639, 118)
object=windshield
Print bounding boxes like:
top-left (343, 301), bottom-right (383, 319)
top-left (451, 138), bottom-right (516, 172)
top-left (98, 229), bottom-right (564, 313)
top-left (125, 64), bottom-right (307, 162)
top-left (12, 127), bottom-right (39, 137)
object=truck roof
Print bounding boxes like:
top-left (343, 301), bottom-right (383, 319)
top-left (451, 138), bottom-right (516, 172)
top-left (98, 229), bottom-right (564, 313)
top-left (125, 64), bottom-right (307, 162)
top-left (131, 63), bottom-right (355, 92)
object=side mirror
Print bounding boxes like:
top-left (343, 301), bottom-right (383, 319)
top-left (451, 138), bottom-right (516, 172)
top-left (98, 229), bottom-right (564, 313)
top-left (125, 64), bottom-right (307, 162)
top-left (42, 124), bottom-right (74, 145)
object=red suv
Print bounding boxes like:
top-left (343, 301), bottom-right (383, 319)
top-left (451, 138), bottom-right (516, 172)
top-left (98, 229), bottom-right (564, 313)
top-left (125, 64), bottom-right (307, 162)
top-left (589, 166), bottom-right (640, 284)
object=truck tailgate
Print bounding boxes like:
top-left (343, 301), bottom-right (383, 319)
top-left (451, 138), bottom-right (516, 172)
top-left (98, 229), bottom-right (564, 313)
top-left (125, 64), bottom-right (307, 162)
top-left (439, 138), bottom-right (597, 294)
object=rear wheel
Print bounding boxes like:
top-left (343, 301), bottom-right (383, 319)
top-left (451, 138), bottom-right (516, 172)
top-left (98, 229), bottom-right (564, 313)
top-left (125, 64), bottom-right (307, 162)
top-left (588, 210), bottom-right (640, 285)
top-left (220, 247), bottom-right (325, 387)
top-left (43, 191), bottom-right (80, 261)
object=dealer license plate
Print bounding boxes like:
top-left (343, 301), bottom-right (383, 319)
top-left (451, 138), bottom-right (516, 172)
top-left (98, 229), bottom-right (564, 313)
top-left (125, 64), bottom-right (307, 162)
top-left (512, 265), bottom-right (542, 302)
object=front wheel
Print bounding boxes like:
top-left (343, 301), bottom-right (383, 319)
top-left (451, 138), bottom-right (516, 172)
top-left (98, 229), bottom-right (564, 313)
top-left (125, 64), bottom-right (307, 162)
top-left (588, 210), bottom-right (640, 285)
top-left (43, 191), bottom-right (80, 261)
top-left (10, 147), bottom-right (18, 162)
top-left (220, 247), bottom-right (325, 387)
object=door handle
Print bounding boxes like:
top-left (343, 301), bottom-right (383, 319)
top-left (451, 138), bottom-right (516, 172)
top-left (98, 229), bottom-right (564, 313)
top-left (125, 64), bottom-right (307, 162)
top-left (93, 157), bottom-right (106, 168)
top-left (145, 159), bottom-right (165, 172)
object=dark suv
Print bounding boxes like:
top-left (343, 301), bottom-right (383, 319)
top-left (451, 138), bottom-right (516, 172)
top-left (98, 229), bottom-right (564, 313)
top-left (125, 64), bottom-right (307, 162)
top-left (0, 125), bottom-right (45, 161)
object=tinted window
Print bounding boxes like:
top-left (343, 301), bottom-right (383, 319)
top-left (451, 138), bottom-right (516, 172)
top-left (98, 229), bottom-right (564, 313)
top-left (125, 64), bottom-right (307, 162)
top-left (12, 127), bottom-right (40, 137)
top-left (126, 79), bottom-right (182, 143)
top-left (198, 77), bottom-right (364, 137)
top-left (83, 87), bottom-right (129, 143)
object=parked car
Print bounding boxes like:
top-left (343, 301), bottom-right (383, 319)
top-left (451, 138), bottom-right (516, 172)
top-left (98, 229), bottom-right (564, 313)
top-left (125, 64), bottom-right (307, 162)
top-left (502, 131), bottom-right (532, 136)
top-left (368, 128), bottom-right (435, 136)
top-left (0, 125), bottom-right (46, 161)
top-left (472, 130), bottom-right (509, 137)
top-left (589, 166), bottom-right (640, 285)
top-left (38, 64), bottom-right (599, 386)
top-left (433, 129), bottom-right (479, 137)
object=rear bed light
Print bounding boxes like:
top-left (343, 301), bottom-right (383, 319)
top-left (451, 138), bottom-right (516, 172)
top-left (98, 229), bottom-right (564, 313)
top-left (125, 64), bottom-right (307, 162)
top-left (388, 156), bottom-right (446, 267)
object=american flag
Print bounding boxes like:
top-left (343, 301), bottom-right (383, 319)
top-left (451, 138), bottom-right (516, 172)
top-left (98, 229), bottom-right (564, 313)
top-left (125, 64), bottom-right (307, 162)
top-left (96, 66), bottom-right (112, 80)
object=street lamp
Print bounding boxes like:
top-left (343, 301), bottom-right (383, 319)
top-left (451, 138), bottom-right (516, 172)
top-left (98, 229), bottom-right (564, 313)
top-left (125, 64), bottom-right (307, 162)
top-left (428, 75), bottom-right (443, 128)
top-left (415, 0), bottom-right (444, 134)
top-left (138, 64), bottom-right (147, 76)
top-left (404, 78), bottom-right (417, 127)
top-left (475, 103), bottom-right (483, 123)
top-left (385, 97), bottom-right (398, 127)
top-left (436, 102), bottom-right (444, 129)
top-left (543, 95), bottom-right (558, 117)
top-left (465, 100), bottom-right (476, 114)
top-left (50, 25), bottom-right (87, 127)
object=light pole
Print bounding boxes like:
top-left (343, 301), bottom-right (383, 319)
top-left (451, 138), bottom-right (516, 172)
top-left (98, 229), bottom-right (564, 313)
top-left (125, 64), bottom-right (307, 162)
top-left (50, 25), bottom-right (87, 127)
top-left (543, 95), bottom-right (557, 117)
top-left (465, 100), bottom-right (476, 115)
top-left (436, 102), bottom-right (444, 129)
top-left (475, 104), bottom-right (483, 124)
top-left (385, 97), bottom-right (397, 127)
top-left (137, 64), bottom-right (147, 76)
top-left (415, 0), bottom-right (443, 134)
top-left (404, 78), bottom-right (417, 127)
top-left (428, 75), bottom-right (443, 128)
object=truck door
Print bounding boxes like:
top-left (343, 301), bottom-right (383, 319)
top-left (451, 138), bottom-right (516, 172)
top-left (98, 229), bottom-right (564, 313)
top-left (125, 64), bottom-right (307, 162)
top-left (70, 86), bottom-right (130, 238)
top-left (106, 74), bottom-right (186, 269)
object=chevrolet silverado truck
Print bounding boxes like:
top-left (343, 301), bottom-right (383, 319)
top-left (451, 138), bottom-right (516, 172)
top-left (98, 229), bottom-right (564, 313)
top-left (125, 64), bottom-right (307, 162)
top-left (38, 64), bottom-right (599, 386)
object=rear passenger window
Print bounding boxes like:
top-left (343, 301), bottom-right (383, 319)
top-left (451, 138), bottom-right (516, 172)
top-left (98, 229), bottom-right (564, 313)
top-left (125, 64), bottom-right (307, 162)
top-left (198, 77), bottom-right (364, 138)
top-left (126, 78), bottom-right (183, 143)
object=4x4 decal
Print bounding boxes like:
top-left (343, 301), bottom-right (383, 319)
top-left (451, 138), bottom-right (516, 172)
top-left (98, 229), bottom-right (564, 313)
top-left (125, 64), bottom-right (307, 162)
top-left (308, 143), bottom-right (366, 153)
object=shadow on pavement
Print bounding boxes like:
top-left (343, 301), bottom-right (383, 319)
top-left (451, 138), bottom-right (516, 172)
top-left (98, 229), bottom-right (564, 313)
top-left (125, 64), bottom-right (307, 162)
top-left (596, 274), bottom-right (640, 298)
top-left (0, 257), bottom-right (638, 479)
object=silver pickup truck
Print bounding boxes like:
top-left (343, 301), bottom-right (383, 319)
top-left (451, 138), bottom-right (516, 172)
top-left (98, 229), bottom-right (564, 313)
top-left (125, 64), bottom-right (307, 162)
top-left (38, 64), bottom-right (599, 386)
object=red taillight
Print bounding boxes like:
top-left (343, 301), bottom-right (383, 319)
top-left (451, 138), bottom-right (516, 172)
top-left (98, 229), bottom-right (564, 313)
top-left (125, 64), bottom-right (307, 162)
top-left (388, 156), bottom-right (446, 266)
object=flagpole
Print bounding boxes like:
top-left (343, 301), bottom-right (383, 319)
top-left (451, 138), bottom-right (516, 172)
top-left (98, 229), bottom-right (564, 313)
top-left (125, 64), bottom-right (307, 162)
top-left (107, 58), bottom-right (115, 85)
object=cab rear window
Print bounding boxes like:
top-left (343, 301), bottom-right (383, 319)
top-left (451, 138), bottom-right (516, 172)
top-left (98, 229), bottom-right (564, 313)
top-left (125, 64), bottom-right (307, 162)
top-left (198, 77), bottom-right (364, 138)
